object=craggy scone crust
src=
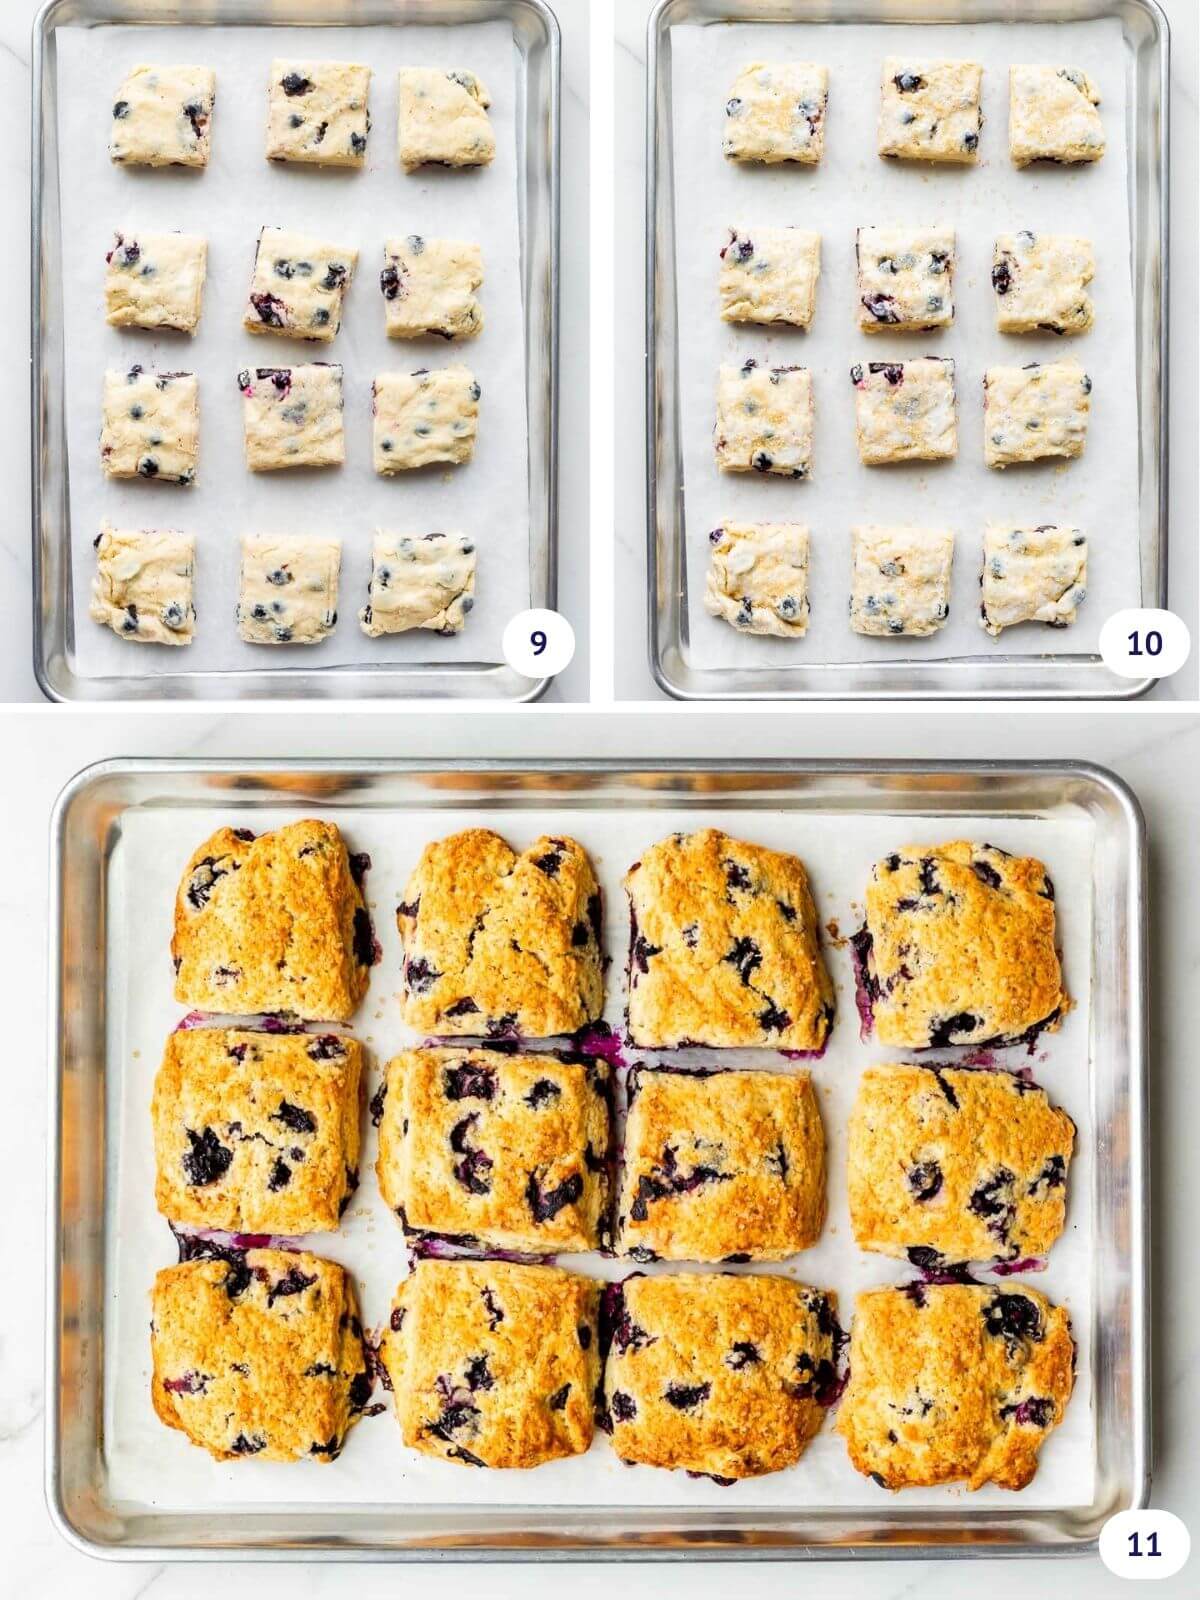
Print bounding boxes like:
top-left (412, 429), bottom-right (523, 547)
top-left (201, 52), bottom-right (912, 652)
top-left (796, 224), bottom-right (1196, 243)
top-left (172, 819), bottom-right (372, 1022)
top-left (837, 1283), bottom-right (1075, 1490)
top-left (151, 1246), bottom-right (371, 1463)
top-left (624, 829), bottom-right (834, 1051)
top-left (848, 1065), bottom-right (1075, 1266)
top-left (617, 1067), bottom-right (826, 1262)
top-left (377, 1048), bottom-right (611, 1253)
top-left (380, 1259), bottom-right (599, 1469)
top-left (860, 841), bottom-right (1068, 1050)
top-left (398, 830), bottom-right (604, 1039)
top-left (152, 1028), bottom-right (362, 1233)
top-left (602, 1273), bottom-right (840, 1479)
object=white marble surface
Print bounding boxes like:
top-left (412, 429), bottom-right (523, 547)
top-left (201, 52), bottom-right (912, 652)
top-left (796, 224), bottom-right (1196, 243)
top-left (2, 705), bottom-right (1198, 1596)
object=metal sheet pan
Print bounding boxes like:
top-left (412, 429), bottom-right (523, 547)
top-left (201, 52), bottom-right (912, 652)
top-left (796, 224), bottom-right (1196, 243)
top-left (46, 757), bottom-right (1149, 1559)
top-left (645, 0), bottom-right (1169, 700)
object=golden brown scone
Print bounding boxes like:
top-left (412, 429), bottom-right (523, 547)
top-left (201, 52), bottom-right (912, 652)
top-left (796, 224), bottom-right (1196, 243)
top-left (848, 1065), bottom-right (1074, 1266)
top-left (397, 830), bottom-right (604, 1039)
top-left (376, 1048), bottom-right (611, 1253)
top-left (172, 820), bottom-right (373, 1022)
top-left (856, 841), bottom-right (1068, 1049)
top-left (837, 1282), bottom-right (1075, 1490)
top-left (380, 1259), bottom-right (599, 1469)
top-left (623, 829), bottom-right (834, 1050)
top-left (602, 1272), bottom-right (840, 1480)
top-left (151, 1244), bottom-right (371, 1463)
top-left (152, 1028), bottom-right (362, 1233)
top-left (616, 1067), bottom-right (825, 1262)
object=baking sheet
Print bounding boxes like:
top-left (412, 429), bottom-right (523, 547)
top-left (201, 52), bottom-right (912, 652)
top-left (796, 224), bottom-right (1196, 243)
top-left (671, 17), bottom-right (1140, 672)
top-left (56, 21), bottom-right (530, 680)
top-left (102, 801), bottom-right (1095, 1513)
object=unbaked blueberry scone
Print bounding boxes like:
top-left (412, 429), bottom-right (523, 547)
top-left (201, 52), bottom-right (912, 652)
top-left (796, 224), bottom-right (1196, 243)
top-left (359, 531), bottom-right (476, 636)
top-left (243, 227), bottom-right (358, 343)
top-left (373, 366), bottom-right (480, 472)
top-left (397, 68), bottom-right (495, 171)
top-left (983, 361), bottom-right (1091, 468)
top-left (1009, 66), bottom-right (1105, 166)
top-left (704, 521), bottom-right (810, 638)
top-left (992, 232), bottom-right (1095, 336)
top-left (856, 226), bottom-right (955, 333)
top-left (90, 523), bottom-right (195, 646)
top-left (110, 65), bottom-right (215, 168)
top-left (265, 60), bottom-right (370, 166)
top-left (852, 358), bottom-right (956, 466)
top-left (878, 59), bottom-right (983, 163)
top-left (715, 360), bottom-right (813, 479)
top-left (980, 524), bottom-right (1088, 636)
top-left (723, 62), bottom-right (828, 165)
top-left (237, 536), bottom-right (341, 646)
top-left (382, 237), bottom-right (484, 339)
top-left (101, 366), bottom-right (199, 484)
top-left (105, 231), bottom-right (207, 333)
top-left (719, 227), bottom-right (820, 329)
top-left (849, 525), bottom-right (954, 637)
top-left (239, 364), bottom-right (345, 471)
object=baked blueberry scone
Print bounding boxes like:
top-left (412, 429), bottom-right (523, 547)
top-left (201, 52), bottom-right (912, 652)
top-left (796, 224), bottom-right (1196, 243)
top-left (856, 226), bottom-right (955, 333)
top-left (616, 1066), bottom-right (825, 1262)
top-left (855, 840), bottom-right (1069, 1050)
top-left (376, 1048), bottom-right (611, 1253)
top-left (105, 231), bottom-right (207, 334)
top-left (238, 364), bottom-right (345, 471)
top-left (851, 358), bottom-right (956, 466)
top-left (100, 366), bottom-right (199, 484)
top-left (837, 1283), bottom-right (1075, 1490)
top-left (373, 366), bottom-right (480, 472)
top-left (719, 227), bottom-right (820, 329)
top-left (715, 360), bottom-right (813, 479)
top-left (243, 227), bottom-right (358, 343)
top-left (110, 65), bottom-right (215, 168)
top-left (878, 60), bottom-right (983, 163)
top-left (983, 361), bottom-right (1091, 468)
top-left (992, 233), bottom-right (1095, 336)
top-left (1009, 66), bottom-right (1105, 167)
top-left (849, 525), bottom-right (953, 638)
top-left (848, 1064), bottom-right (1075, 1266)
top-left (359, 531), bottom-right (476, 636)
top-left (265, 60), bottom-right (371, 166)
top-left (601, 1273), bottom-right (841, 1479)
top-left (382, 237), bottom-right (484, 340)
top-left (624, 829), bottom-right (834, 1051)
top-left (380, 1259), bottom-right (599, 1468)
top-left (397, 68), bottom-right (495, 171)
top-left (237, 536), bottom-right (341, 646)
top-left (172, 819), bottom-right (373, 1022)
top-left (980, 524), bottom-right (1088, 637)
top-left (152, 1243), bottom-right (371, 1463)
top-left (398, 830), bottom-right (604, 1038)
top-left (704, 521), bottom-right (810, 638)
top-left (722, 63), bottom-right (828, 165)
top-left (89, 523), bottom-right (195, 646)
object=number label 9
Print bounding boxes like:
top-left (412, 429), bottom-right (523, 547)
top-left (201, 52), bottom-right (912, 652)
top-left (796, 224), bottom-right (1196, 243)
top-left (502, 610), bottom-right (575, 678)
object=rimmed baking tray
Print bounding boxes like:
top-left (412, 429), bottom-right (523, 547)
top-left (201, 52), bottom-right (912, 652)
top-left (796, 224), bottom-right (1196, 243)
top-left (46, 757), bottom-right (1149, 1559)
top-left (31, 0), bottom-right (560, 702)
top-left (646, 0), bottom-right (1169, 699)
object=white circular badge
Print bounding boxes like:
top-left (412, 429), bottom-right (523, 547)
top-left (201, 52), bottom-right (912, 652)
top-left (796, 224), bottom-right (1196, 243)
top-left (1099, 1509), bottom-right (1190, 1579)
top-left (502, 609), bottom-right (576, 679)
top-left (1099, 609), bottom-right (1191, 680)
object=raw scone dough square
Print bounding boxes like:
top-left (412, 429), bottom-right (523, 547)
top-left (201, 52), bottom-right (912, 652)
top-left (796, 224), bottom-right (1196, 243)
top-left (1009, 66), bottom-right (1105, 166)
top-left (704, 521), bottom-right (810, 638)
top-left (851, 358), bottom-right (956, 466)
top-left (265, 60), bottom-right (370, 166)
top-left (359, 531), bottom-right (476, 636)
top-left (850, 525), bottom-right (954, 637)
top-left (723, 63), bottom-right (828, 165)
top-left (104, 231), bottom-right (207, 334)
top-left (878, 59), bottom-right (983, 163)
top-left (372, 366), bottom-right (480, 472)
top-left (857, 225), bottom-right (955, 333)
top-left (110, 64), bottom-right (215, 168)
top-left (89, 522), bottom-right (195, 646)
top-left (397, 68), bottom-right (495, 171)
top-left (243, 227), bottom-right (358, 343)
top-left (992, 232), bottom-right (1095, 336)
top-left (719, 227), bottom-right (820, 329)
top-left (382, 236), bottom-right (483, 339)
top-left (983, 361), bottom-right (1091, 468)
top-left (100, 365), bottom-right (199, 484)
top-left (237, 536), bottom-right (341, 646)
top-left (980, 523), bottom-right (1088, 636)
top-left (715, 360), bottom-right (813, 479)
top-left (239, 363), bottom-right (345, 471)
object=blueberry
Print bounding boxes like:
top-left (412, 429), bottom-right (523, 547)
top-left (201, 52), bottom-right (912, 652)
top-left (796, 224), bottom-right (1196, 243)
top-left (725, 97), bottom-right (742, 116)
top-left (113, 100), bottom-right (129, 118)
top-left (445, 997), bottom-right (480, 1018)
top-left (726, 1342), bottom-right (761, 1369)
top-left (482, 1288), bottom-right (505, 1330)
top-left (183, 103), bottom-right (207, 141)
top-left (322, 263), bottom-right (347, 292)
top-left (907, 1160), bottom-right (943, 1201)
top-left (449, 1114), bottom-right (493, 1195)
top-left (862, 292), bottom-right (900, 325)
top-left (984, 1293), bottom-right (1043, 1344)
top-left (577, 1322), bottom-right (591, 1348)
top-left (468, 381), bottom-right (482, 402)
top-left (380, 263), bottom-right (402, 301)
top-left (464, 1354), bottom-right (494, 1391)
top-left (526, 1078), bottom-right (562, 1109)
top-left (1001, 1395), bottom-right (1055, 1427)
top-left (182, 1126), bottom-right (233, 1187)
top-left (526, 1169), bottom-right (583, 1223)
top-left (350, 131), bottom-right (366, 155)
top-left (267, 1266), bottom-right (317, 1307)
top-left (406, 957), bottom-right (442, 995)
top-left (272, 1100), bottom-right (317, 1134)
top-left (927, 1012), bottom-right (980, 1047)
top-left (390, 1306), bottom-right (406, 1332)
top-left (723, 936), bottom-right (762, 984)
top-left (249, 292), bottom-right (287, 329)
top-left (1029, 1154), bottom-right (1066, 1192)
top-left (893, 72), bottom-right (925, 92)
top-left (663, 1382), bottom-right (710, 1411)
top-left (268, 1158), bottom-right (292, 1191)
top-left (869, 362), bottom-right (905, 387)
top-left (121, 604), bottom-right (140, 635)
top-left (282, 72), bottom-right (313, 96)
top-left (758, 1000), bottom-right (792, 1033)
top-left (610, 1390), bottom-right (637, 1422)
top-left (137, 456), bottom-right (159, 478)
top-left (972, 858), bottom-right (1002, 889)
top-left (992, 259), bottom-right (1013, 296)
top-left (443, 1062), bottom-right (496, 1101)
top-left (547, 1383), bottom-right (571, 1410)
top-left (631, 933), bottom-right (661, 974)
top-left (229, 1433), bottom-right (265, 1455)
top-left (532, 848), bottom-right (563, 876)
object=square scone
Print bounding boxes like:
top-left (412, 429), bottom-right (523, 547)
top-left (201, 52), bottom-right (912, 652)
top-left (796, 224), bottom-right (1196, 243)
top-left (855, 840), bottom-right (1069, 1050)
top-left (980, 524), bottom-right (1088, 637)
top-left (719, 227), bottom-right (820, 329)
top-left (857, 226), bottom-right (955, 333)
top-left (983, 361), bottom-right (1091, 468)
top-left (237, 536), bottom-right (341, 646)
top-left (398, 829), bottom-right (604, 1038)
top-left (380, 1259), bottom-right (599, 1469)
top-left (373, 366), bottom-right (480, 472)
top-left (100, 366), bottom-right (199, 484)
top-left (704, 521), bottom-right (810, 638)
top-left (152, 1028), bottom-right (363, 1233)
top-left (382, 236), bottom-right (484, 339)
top-left (239, 364), bottom-right (345, 471)
top-left (852, 358), bottom-right (956, 466)
top-left (624, 828), bottom-right (834, 1051)
top-left (849, 525), bottom-right (954, 638)
top-left (151, 1244), bottom-right (371, 1463)
top-left (110, 64), bottom-right (215, 168)
top-left (243, 227), bottom-right (358, 343)
top-left (1009, 66), bottom-right (1105, 166)
top-left (992, 232), bottom-right (1095, 336)
top-left (105, 231), bottom-right (207, 333)
top-left (266, 60), bottom-right (370, 166)
top-left (617, 1066), bottom-right (826, 1262)
top-left (397, 68), bottom-right (495, 171)
top-left (376, 1048), bottom-right (611, 1253)
top-left (359, 531), bottom-right (476, 637)
top-left (837, 1284), bottom-right (1075, 1490)
top-left (602, 1273), bottom-right (841, 1480)
top-left (878, 60), bottom-right (983, 163)
top-left (848, 1064), bottom-right (1076, 1268)
top-left (715, 360), bottom-right (813, 479)
top-left (89, 523), bottom-right (195, 646)
top-left (172, 819), bottom-right (373, 1022)
top-left (723, 62), bottom-right (828, 165)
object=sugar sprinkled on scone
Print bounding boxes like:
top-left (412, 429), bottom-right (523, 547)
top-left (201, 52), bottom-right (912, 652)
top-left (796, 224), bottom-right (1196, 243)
top-left (983, 361), bottom-right (1091, 468)
top-left (243, 227), bottom-right (358, 344)
top-left (100, 366), bottom-right (199, 484)
top-left (397, 68), bottom-right (495, 171)
top-left (992, 233), bottom-right (1095, 336)
top-left (723, 62), bottom-right (829, 166)
top-left (715, 359), bottom-right (813, 479)
top-left (1009, 66), bottom-right (1104, 166)
top-left (856, 226), bottom-right (955, 333)
top-left (849, 525), bottom-right (954, 638)
top-left (979, 524), bottom-right (1088, 636)
top-left (851, 358), bottom-right (956, 467)
top-left (719, 226), bottom-right (820, 329)
top-left (878, 59), bottom-right (983, 164)
top-left (705, 521), bottom-right (810, 638)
